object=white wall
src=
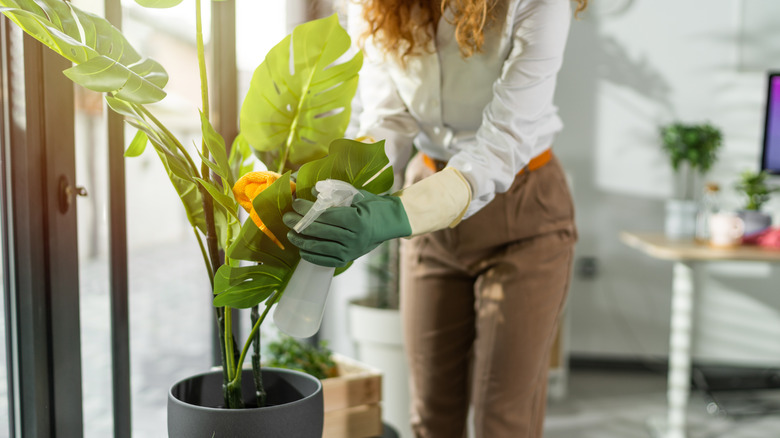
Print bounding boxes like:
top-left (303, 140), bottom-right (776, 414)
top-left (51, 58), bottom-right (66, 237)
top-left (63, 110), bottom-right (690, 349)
top-left (555, 0), bottom-right (780, 364)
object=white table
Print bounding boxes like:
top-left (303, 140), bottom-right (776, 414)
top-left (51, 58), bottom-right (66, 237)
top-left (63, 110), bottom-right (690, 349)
top-left (620, 232), bottom-right (780, 438)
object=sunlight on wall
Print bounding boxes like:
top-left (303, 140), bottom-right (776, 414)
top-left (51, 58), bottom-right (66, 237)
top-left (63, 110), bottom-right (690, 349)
top-left (120, 0), bottom-right (212, 40)
top-left (237, 1), bottom-right (287, 75)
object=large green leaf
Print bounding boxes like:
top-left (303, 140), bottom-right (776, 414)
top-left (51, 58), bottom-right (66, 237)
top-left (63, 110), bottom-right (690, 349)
top-left (296, 138), bottom-right (394, 202)
top-left (240, 13), bottom-right (363, 170)
top-left (227, 173), bottom-right (299, 269)
top-left (0, 0), bottom-right (168, 104)
top-left (228, 218), bottom-right (293, 266)
top-left (212, 264), bottom-right (287, 309)
top-left (199, 111), bottom-right (233, 187)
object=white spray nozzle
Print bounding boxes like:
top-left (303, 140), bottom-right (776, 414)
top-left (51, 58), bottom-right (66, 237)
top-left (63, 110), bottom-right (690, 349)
top-left (293, 179), bottom-right (363, 233)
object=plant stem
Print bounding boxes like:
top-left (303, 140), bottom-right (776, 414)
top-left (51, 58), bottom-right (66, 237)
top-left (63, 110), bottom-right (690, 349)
top-left (193, 226), bottom-right (214, 280)
top-left (224, 218), bottom-right (235, 265)
top-left (232, 291), bottom-right (278, 385)
top-left (225, 306), bottom-right (236, 381)
top-left (214, 306), bottom-right (231, 404)
top-left (195, 0), bottom-right (210, 120)
top-left (251, 305), bottom-right (266, 407)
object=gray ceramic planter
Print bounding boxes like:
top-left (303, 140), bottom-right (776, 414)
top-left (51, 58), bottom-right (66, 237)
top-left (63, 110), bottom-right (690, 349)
top-left (737, 209), bottom-right (773, 236)
top-left (168, 367), bottom-right (323, 438)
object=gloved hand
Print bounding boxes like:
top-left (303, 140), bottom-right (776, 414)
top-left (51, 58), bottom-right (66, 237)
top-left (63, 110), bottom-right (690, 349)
top-left (284, 167), bottom-right (473, 267)
top-left (283, 190), bottom-right (413, 267)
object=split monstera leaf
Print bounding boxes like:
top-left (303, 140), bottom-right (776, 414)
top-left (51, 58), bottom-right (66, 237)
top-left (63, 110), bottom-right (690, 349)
top-left (0, 0), bottom-right (167, 103)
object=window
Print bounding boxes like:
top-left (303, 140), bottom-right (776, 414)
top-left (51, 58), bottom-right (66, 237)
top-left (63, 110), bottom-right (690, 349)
top-left (1, 195), bottom-right (8, 438)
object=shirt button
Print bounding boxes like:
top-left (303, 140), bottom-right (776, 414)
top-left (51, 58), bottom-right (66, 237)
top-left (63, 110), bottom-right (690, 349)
top-left (431, 98), bottom-right (440, 107)
top-left (433, 126), bottom-right (441, 135)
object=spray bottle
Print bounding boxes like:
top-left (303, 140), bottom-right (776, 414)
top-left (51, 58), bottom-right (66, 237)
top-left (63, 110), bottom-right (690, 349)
top-left (273, 179), bottom-right (363, 338)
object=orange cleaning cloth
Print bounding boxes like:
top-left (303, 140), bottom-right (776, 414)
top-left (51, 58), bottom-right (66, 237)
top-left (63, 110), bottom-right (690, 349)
top-left (233, 171), bottom-right (296, 250)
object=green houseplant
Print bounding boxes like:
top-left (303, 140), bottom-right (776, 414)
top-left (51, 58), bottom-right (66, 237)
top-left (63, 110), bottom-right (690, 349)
top-left (659, 122), bottom-right (723, 240)
top-left (265, 335), bottom-right (337, 380)
top-left (660, 122), bottom-right (723, 200)
top-left (734, 169), bottom-right (779, 235)
top-left (0, 0), bottom-right (395, 433)
top-left (265, 335), bottom-right (385, 437)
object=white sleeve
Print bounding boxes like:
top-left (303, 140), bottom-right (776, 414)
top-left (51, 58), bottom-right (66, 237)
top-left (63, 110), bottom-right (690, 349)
top-left (447, 0), bottom-right (572, 218)
top-left (347, 2), bottom-right (420, 174)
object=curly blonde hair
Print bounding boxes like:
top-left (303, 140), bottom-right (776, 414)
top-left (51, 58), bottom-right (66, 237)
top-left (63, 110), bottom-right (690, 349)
top-left (360, 0), bottom-right (587, 62)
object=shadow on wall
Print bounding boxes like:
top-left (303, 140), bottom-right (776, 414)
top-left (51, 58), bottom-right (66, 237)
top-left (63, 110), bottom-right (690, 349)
top-left (597, 35), bottom-right (673, 113)
top-left (557, 0), bottom-right (676, 242)
top-left (555, 1), bottom-right (677, 359)
top-left (583, 0), bottom-right (672, 114)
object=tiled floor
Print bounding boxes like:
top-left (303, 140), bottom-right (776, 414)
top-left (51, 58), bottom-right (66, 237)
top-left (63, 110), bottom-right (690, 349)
top-left (3, 239), bottom-right (780, 437)
top-left (545, 367), bottom-right (780, 438)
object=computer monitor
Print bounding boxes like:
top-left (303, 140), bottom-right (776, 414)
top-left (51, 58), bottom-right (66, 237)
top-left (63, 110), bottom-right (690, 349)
top-left (761, 72), bottom-right (780, 174)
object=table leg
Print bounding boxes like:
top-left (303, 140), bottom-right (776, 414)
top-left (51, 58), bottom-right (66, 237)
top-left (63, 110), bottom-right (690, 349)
top-left (665, 261), bottom-right (697, 438)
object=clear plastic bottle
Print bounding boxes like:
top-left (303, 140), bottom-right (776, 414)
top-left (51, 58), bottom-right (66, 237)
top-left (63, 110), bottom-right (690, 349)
top-left (273, 180), bottom-right (363, 338)
top-left (695, 182), bottom-right (720, 244)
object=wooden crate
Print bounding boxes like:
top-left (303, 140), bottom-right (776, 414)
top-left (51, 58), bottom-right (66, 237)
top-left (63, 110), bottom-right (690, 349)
top-left (322, 354), bottom-right (383, 438)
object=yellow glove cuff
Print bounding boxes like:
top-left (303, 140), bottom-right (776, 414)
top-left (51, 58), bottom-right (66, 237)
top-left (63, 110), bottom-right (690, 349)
top-left (395, 167), bottom-right (472, 237)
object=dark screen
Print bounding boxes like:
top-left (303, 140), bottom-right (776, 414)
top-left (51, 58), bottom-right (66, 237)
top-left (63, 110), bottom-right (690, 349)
top-left (762, 74), bottom-right (780, 174)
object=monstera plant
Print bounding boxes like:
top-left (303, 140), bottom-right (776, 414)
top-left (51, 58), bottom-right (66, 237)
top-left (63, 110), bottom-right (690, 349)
top-left (0, 0), bottom-right (393, 412)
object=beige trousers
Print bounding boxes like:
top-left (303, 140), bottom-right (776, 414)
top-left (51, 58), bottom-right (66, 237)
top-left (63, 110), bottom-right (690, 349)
top-left (400, 153), bottom-right (577, 438)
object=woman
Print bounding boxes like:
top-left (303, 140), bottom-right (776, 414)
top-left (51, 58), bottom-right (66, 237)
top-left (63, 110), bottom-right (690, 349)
top-left (284, 0), bottom-right (585, 436)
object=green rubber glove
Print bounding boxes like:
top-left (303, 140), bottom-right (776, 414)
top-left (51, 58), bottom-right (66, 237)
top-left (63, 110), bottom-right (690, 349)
top-left (283, 190), bottom-right (412, 267)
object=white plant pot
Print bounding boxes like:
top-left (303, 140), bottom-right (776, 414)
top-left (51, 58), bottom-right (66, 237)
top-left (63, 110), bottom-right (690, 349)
top-left (348, 299), bottom-right (411, 438)
top-left (665, 199), bottom-right (698, 241)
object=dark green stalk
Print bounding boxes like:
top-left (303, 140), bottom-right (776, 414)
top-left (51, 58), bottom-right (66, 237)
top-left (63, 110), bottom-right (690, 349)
top-left (232, 292), bottom-right (277, 391)
top-left (214, 308), bottom-right (232, 405)
top-left (251, 305), bottom-right (265, 407)
top-left (192, 226), bottom-right (213, 280)
top-left (225, 371), bottom-right (244, 409)
top-left (225, 306), bottom-right (236, 381)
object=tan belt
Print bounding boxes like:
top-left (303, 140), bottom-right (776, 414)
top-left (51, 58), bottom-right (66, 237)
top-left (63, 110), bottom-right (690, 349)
top-left (422, 148), bottom-right (553, 175)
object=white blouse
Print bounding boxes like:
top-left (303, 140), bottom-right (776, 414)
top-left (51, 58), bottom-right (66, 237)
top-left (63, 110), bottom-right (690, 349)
top-left (348, 0), bottom-right (573, 218)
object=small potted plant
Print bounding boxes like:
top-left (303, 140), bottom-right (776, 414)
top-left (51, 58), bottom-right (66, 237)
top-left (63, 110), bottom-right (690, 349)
top-left (266, 336), bottom-right (338, 380)
top-left (266, 336), bottom-right (384, 438)
top-left (659, 122), bottom-right (723, 239)
top-left (0, 0), bottom-right (394, 436)
top-left (734, 170), bottom-right (780, 235)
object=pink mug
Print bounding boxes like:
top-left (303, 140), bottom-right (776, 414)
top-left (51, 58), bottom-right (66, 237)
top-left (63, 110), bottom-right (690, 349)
top-left (709, 213), bottom-right (745, 248)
